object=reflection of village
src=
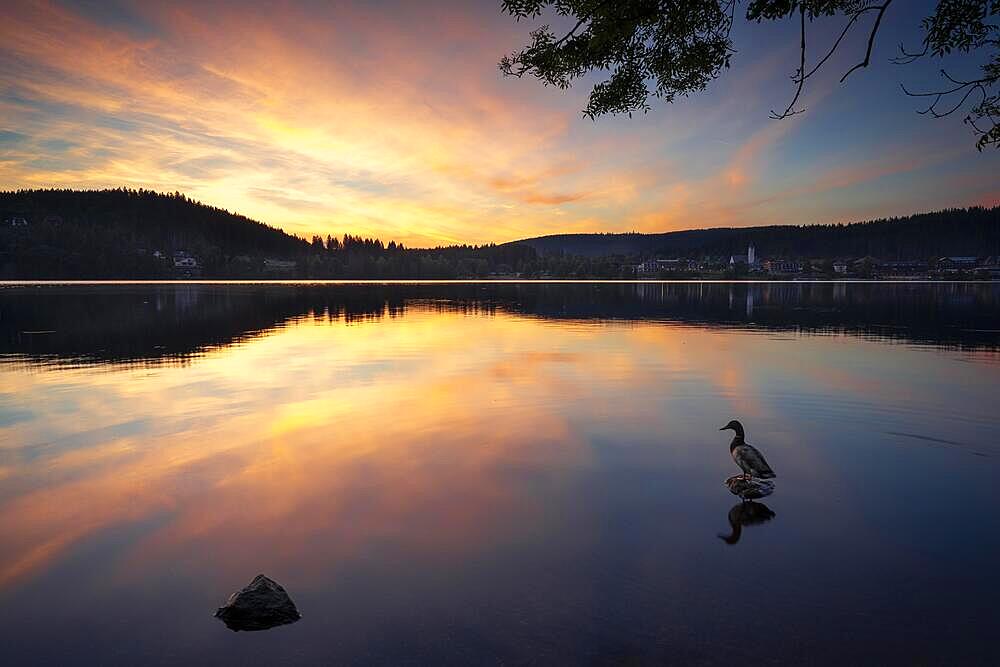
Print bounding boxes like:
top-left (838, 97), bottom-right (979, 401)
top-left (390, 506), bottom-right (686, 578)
top-left (632, 280), bottom-right (856, 319)
top-left (627, 278), bottom-right (1000, 337)
top-left (634, 244), bottom-right (1000, 279)
top-left (5, 282), bottom-right (998, 370)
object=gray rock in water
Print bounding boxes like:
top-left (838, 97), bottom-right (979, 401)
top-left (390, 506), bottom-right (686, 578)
top-left (215, 574), bottom-right (301, 631)
top-left (725, 475), bottom-right (775, 500)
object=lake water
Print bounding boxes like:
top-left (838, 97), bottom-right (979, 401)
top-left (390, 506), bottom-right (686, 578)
top-left (1, 282), bottom-right (998, 665)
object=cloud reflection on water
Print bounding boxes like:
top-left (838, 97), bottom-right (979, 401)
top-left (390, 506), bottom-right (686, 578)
top-left (0, 284), bottom-right (999, 664)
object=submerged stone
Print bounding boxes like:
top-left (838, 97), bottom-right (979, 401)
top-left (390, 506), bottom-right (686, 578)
top-left (725, 475), bottom-right (775, 500)
top-left (214, 574), bottom-right (301, 631)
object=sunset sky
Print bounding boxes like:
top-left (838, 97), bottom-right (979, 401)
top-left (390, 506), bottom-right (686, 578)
top-left (2, 0), bottom-right (998, 247)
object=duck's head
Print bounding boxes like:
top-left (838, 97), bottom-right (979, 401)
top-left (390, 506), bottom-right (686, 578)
top-left (719, 420), bottom-right (745, 438)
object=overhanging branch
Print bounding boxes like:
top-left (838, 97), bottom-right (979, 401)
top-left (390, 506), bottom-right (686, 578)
top-left (840, 0), bottom-right (894, 83)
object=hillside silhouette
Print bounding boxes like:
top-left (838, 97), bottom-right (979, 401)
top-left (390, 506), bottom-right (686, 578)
top-left (2, 188), bottom-right (998, 278)
top-left (0, 188), bottom-right (309, 277)
top-left (513, 208), bottom-right (1000, 259)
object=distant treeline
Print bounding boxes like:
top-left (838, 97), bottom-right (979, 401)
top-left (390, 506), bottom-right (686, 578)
top-left (1, 188), bottom-right (998, 279)
top-left (517, 207), bottom-right (1000, 260)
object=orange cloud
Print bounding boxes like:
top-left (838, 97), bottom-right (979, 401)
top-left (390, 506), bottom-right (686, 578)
top-left (1, 0), bottom-right (996, 244)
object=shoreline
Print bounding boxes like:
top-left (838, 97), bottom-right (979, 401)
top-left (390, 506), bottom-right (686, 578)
top-left (1, 278), bottom-right (997, 286)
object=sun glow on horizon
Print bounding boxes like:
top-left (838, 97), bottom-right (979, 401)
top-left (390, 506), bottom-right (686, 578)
top-left (1, 0), bottom-right (998, 246)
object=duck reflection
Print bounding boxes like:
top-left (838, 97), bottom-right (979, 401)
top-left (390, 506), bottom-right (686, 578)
top-left (718, 501), bottom-right (776, 545)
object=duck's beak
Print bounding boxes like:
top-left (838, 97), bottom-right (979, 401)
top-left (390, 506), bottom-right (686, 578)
top-left (719, 426), bottom-right (728, 431)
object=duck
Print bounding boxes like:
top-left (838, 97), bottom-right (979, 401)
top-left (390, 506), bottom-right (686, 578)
top-left (719, 420), bottom-right (775, 481)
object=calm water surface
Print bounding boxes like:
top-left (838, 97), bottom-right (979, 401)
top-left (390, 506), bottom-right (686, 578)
top-left (1, 282), bottom-right (998, 665)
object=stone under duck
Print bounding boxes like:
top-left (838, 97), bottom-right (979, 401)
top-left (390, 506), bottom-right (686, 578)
top-left (725, 474), bottom-right (774, 500)
top-left (719, 420), bottom-right (776, 481)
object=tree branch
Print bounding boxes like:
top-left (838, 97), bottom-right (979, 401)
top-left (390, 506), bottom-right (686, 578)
top-left (901, 70), bottom-right (993, 119)
top-left (770, 6), bottom-right (806, 119)
top-left (552, 15), bottom-right (590, 49)
top-left (890, 41), bottom-right (928, 65)
top-left (798, 6), bottom-right (881, 83)
top-left (840, 0), bottom-right (894, 83)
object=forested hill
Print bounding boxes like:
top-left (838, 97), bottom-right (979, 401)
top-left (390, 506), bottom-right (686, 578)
top-left (0, 188), bottom-right (536, 279)
top-left (513, 207), bottom-right (1000, 259)
top-left (0, 189), bottom-right (308, 256)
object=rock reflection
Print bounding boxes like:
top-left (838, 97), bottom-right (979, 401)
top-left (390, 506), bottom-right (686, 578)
top-left (718, 501), bottom-right (776, 545)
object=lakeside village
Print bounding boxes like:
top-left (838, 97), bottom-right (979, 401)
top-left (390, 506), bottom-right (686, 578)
top-left (149, 243), bottom-right (998, 280)
top-left (632, 244), bottom-right (1000, 280)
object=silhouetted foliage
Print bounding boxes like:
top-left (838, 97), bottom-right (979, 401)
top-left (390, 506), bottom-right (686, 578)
top-left (899, 0), bottom-right (1000, 150)
top-left (500, 1), bottom-right (999, 148)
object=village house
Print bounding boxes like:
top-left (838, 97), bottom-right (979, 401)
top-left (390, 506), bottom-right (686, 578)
top-left (761, 258), bottom-right (802, 274)
top-left (172, 250), bottom-right (200, 275)
top-left (263, 258), bottom-right (297, 273)
top-left (936, 256), bottom-right (978, 273)
top-left (974, 257), bottom-right (1000, 279)
top-left (853, 256), bottom-right (881, 274)
top-left (880, 260), bottom-right (930, 276)
top-left (636, 258), bottom-right (691, 274)
top-left (729, 244), bottom-right (756, 267)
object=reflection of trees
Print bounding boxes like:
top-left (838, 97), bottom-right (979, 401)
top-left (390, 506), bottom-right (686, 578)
top-left (1, 282), bottom-right (997, 366)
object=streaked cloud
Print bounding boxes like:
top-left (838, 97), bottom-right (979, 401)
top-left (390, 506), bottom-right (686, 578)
top-left (1, 0), bottom-right (997, 245)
